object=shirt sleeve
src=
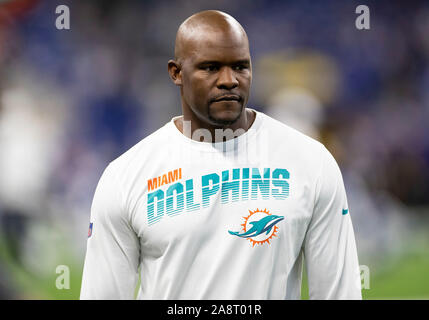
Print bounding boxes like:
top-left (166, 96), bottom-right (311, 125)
top-left (303, 146), bottom-right (362, 299)
top-left (80, 163), bottom-right (140, 300)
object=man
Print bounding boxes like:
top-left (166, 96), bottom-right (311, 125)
top-left (80, 10), bottom-right (362, 300)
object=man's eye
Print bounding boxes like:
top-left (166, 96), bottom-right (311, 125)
top-left (204, 66), bottom-right (218, 71)
top-left (233, 65), bottom-right (246, 71)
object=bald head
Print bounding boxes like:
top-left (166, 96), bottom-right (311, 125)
top-left (168, 10), bottom-right (252, 130)
top-left (174, 10), bottom-right (249, 63)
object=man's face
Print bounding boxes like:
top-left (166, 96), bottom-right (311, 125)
top-left (179, 30), bottom-right (252, 126)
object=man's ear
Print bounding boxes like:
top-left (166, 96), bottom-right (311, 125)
top-left (168, 60), bottom-right (182, 86)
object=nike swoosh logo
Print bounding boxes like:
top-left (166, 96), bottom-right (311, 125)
top-left (342, 209), bottom-right (349, 215)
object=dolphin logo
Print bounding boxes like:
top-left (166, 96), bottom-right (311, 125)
top-left (228, 215), bottom-right (284, 239)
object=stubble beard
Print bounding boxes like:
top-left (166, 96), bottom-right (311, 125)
top-left (207, 103), bottom-right (244, 127)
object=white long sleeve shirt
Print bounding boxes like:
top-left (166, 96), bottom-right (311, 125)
top-left (80, 109), bottom-right (362, 299)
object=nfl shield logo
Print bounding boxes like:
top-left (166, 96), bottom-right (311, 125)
top-left (88, 223), bottom-right (93, 238)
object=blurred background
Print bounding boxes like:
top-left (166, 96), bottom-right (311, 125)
top-left (0, 0), bottom-right (428, 299)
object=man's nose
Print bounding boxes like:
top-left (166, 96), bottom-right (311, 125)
top-left (216, 67), bottom-right (239, 89)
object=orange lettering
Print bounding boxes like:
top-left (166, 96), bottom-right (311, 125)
top-left (168, 169), bottom-right (178, 183)
top-left (148, 168), bottom-right (183, 192)
top-left (148, 178), bottom-right (158, 192)
top-left (161, 174), bottom-right (168, 185)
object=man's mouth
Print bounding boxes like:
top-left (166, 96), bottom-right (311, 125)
top-left (213, 95), bottom-right (241, 102)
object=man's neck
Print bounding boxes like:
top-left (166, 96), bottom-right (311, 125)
top-left (174, 108), bottom-right (256, 143)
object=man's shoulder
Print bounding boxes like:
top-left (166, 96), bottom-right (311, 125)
top-left (258, 110), bottom-right (325, 153)
top-left (108, 121), bottom-right (172, 173)
top-left (258, 109), bottom-right (336, 183)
